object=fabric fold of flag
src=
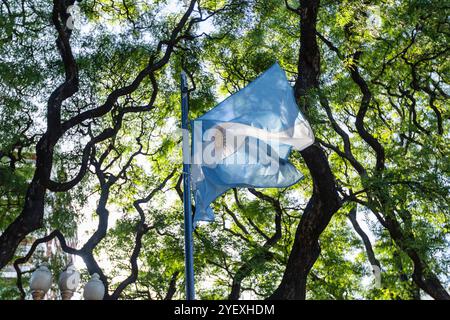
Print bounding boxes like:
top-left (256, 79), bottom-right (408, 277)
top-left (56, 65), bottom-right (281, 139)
top-left (191, 63), bottom-right (314, 223)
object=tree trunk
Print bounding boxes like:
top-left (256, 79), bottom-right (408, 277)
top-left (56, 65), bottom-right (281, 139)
top-left (269, 0), bottom-right (341, 300)
top-left (0, 135), bottom-right (54, 269)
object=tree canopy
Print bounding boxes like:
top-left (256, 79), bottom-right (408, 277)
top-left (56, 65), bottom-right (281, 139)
top-left (0, 0), bottom-right (448, 300)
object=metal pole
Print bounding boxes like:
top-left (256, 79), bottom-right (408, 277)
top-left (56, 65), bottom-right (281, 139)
top-left (181, 70), bottom-right (195, 300)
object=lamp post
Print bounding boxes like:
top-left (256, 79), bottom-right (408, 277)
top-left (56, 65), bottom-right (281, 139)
top-left (29, 265), bottom-right (105, 300)
top-left (83, 273), bottom-right (105, 300)
top-left (30, 265), bottom-right (52, 300)
top-left (58, 265), bottom-right (80, 300)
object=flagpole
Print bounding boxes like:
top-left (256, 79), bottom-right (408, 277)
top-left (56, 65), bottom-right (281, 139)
top-left (181, 70), bottom-right (195, 300)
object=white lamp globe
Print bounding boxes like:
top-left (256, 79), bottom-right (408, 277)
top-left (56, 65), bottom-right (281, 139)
top-left (58, 265), bottom-right (80, 300)
top-left (83, 273), bottom-right (105, 300)
top-left (30, 265), bottom-right (52, 299)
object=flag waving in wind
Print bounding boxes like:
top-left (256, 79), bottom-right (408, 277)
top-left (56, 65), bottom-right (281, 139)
top-left (191, 63), bottom-right (314, 223)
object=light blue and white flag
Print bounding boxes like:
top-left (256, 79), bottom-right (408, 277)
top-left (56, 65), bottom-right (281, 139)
top-left (191, 63), bottom-right (314, 223)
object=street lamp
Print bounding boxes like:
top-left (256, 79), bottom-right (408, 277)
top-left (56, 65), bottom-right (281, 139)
top-left (29, 265), bottom-right (105, 300)
top-left (83, 273), bottom-right (105, 300)
top-left (30, 265), bottom-right (52, 300)
top-left (58, 265), bottom-right (80, 300)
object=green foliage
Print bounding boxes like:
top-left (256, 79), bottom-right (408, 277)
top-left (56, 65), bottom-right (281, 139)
top-left (0, 0), bottom-right (448, 300)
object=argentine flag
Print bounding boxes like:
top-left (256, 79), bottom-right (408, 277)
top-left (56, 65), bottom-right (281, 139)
top-left (191, 63), bottom-right (314, 223)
